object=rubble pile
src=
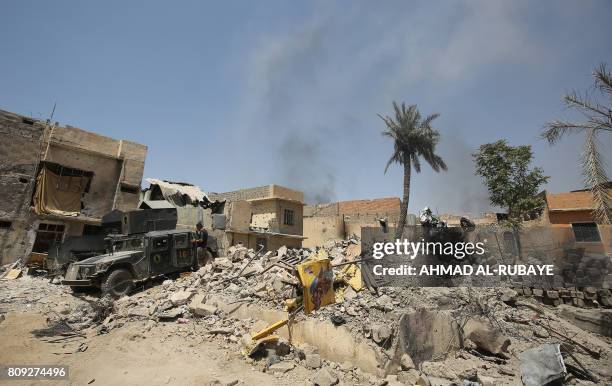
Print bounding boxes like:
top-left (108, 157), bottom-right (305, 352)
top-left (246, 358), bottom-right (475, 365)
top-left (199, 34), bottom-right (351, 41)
top-left (95, 239), bottom-right (611, 385)
top-left (3, 239), bottom-right (611, 385)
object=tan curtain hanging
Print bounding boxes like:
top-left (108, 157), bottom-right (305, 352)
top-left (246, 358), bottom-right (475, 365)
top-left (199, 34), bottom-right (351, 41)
top-left (33, 165), bottom-right (89, 216)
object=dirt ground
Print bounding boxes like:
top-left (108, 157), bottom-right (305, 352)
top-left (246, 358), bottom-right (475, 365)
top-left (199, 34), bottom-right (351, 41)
top-left (0, 312), bottom-right (315, 386)
top-left (0, 277), bottom-right (318, 386)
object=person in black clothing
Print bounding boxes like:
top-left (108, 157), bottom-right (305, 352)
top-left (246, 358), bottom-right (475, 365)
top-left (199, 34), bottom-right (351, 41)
top-left (193, 222), bottom-right (211, 266)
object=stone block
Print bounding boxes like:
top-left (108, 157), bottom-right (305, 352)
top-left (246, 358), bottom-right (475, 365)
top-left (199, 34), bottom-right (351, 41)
top-left (533, 288), bottom-right (544, 297)
top-left (546, 290), bottom-right (559, 299)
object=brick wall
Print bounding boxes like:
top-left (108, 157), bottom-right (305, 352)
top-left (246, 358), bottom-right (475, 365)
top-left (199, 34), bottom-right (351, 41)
top-left (304, 203), bottom-right (339, 217)
top-left (0, 110), bottom-right (45, 219)
top-left (338, 197), bottom-right (400, 215)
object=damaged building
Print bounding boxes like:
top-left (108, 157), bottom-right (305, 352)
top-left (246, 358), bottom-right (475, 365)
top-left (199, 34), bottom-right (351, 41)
top-left (303, 197), bottom-right (400, 248)
top-left (140, 182), bottom-right (305, 254)
top-left (210, 185), bottom-right (305, 251)
top-left (0, 109), bottom-right (147, 265)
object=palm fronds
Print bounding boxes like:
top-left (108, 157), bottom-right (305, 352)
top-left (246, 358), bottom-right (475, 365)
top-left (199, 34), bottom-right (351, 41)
top-left (542, 63), bottom-right (612, 224)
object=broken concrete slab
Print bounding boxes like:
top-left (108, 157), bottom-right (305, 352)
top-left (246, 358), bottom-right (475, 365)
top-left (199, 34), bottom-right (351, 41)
top-left (193, 303), bottom-right (218, 317)
top-left (169, 290), bottom-right (194, 306)
top-left (313, 368), bottom-right (338, 386)
top-left (556, 304), bottom-right (612, 337)
top-left (188, 293), bottom-right (206, 313)
top-left (519, 344), bottom-right (566, 386)
top-left (305, 353), bottom-right (322, 369)
top-left (400, 353), bottom-right (415, 370)
top-left (397, 309), bottom-right (461, 366)
top-left (371, 324), bottom-right (392, 345)
top-left (214, 258), bottom-right (233, 270)
top-left (463, 318), bottom-right (510, 356)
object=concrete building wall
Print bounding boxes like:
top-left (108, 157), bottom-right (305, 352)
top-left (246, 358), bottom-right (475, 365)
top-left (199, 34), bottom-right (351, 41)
top-left (304, 203), bottom-right (339, 217)
top-left (0, 109), bottom-right (147, 264)
top-left (227, 201), bottom-right (251, 232)
top-left (278, 200), bottom-right (303, 236)
top-left (226, 231), bottom-right (302, 251)
top-left (0, 111), bottom-right (46, 264)
top-left (251, 200), bottom-right (278, 230)
top-left (303, 198), bottom-right (401, 248)
top-left (210, 184), bottom-right (305, 253)
top-left (270, 185), bottom-right (304, 202)
top-left (210, 184), bottom-right (304, 204)
top-left (44, 143), bottom-right (123, 218)
top-left (303, 216), bottom-right (344, 248)
top-left (209, 185), bottom-right (272, 202)
top-left (548, 210), bottom-right (596, 224)
top-left (338, 197), bottom-right (400, 215)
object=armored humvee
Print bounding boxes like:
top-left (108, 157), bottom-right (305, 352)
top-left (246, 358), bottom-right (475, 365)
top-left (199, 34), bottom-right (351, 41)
top-left (63, 229), bottom-right (209, 297)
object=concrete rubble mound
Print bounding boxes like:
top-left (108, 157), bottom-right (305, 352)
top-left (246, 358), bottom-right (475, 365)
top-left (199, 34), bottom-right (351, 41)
top-left (2, 238), bottom-right (611, 385)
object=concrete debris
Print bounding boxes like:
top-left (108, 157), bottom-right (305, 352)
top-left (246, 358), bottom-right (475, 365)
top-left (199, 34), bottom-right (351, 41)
top-left (3, 234), bottom-right (612, 385)
top-left (519, 344), bottom-right (566, 386)
top-left (499, 288), bottom-right (518, 305)
top-left (193, 303), bottom-right (218, 317)
top-left (267, 361), bottom-right (295, 374)
top-left (312, 368), bottom-right (338, 386)
top-left (305, 353), bottom-right (322, 369)
top-left (463, 318), bottom-right (510, 356)
top-left (213, 258), bottom-right (233, 270)
top-left (169, 290), bottom-right (194, 306)
top-left (371, 324), bottom-right (392, 345)
top-left (400, 353), bottom-right (415, 370)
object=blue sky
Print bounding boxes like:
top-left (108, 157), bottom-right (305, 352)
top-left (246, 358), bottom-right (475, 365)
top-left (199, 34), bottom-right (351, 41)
top-left (2, 1), bottom-right (611, 214)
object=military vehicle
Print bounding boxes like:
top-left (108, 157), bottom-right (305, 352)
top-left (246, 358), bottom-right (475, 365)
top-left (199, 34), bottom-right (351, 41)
top-left (63, 229), bottom-right (211, 297)
top-left (61, 208), bottom-right (218, 297)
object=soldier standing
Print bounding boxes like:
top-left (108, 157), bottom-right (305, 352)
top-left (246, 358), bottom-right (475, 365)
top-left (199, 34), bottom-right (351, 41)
top-left (193, 222), bottom-right (210, 266)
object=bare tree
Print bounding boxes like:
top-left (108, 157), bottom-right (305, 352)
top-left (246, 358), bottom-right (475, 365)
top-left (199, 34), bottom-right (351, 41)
top-left (542, 63), bottom-right (612, 224)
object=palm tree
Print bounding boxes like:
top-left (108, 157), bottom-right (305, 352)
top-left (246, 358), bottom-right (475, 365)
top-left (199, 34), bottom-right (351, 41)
top-left (380, 102), bottom-right (447, 238)
top-left (542, 63), bottom-right (612, 224)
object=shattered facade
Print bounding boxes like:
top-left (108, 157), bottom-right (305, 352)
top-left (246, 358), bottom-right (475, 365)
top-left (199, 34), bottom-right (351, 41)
top-left (0, 109), bottom-right (147, 265)
top-left (210, 185), bottom-right (305, 251)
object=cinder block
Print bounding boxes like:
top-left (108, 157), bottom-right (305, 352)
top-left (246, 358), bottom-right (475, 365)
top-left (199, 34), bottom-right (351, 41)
top-left (522, 287), bottom-right (532, 296)
top-left (533, 288), bottom-right (544, 297)
top-left (546, 290), bottom-right (559, 299)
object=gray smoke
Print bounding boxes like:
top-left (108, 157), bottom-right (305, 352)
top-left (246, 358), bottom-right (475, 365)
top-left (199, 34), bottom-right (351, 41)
top-left (279, 134), bottom-right (336, 204)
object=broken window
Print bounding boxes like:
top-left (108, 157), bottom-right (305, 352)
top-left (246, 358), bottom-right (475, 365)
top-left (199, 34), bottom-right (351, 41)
top-left (0, 221), bottom-right (12, 229)
top-left (283, 209), bottom-right (294, 226)
top-left (572, 222), bottom-right (601, 242)
top-left (32, 222), bottom-right (65, 253)
top-left (33, 162), bottom-right (93, 216)
top-left (120, 183), bottom-right (139, 194)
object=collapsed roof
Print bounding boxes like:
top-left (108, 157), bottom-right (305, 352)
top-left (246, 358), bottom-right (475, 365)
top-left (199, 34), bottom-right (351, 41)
top-left (143, 178), bottom-right (224, 210)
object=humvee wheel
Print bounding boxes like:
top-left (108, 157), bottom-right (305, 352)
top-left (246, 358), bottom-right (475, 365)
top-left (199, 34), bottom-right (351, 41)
top-left (101, 268), bottom-right (134, 298)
